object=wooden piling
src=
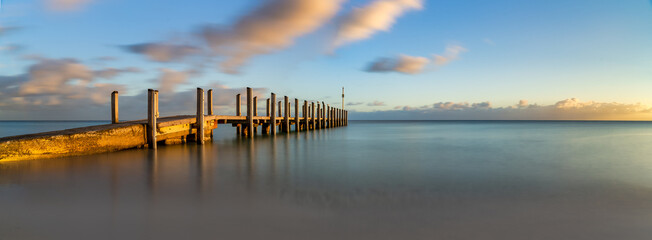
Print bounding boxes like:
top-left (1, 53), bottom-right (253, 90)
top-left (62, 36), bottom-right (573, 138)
top-left (147, 89), bottom-right (157, 149)
top-left (236, 94), bottom-right (241, 135)
top-left (253, 96), bottom-right (258, 135)
top-left (111, 91), bottom-right (119, 124)
top-left (311, 102), bottom-right (316, 130)
top-left (316, 103), bottom-right (321, 129)
top-left (207, 89), bottom-right (214, 115)
top-left (196, 88), bottom-right (205, 144)
top-left (294, 98), bottom-right (299, 132)
top-left (271, 93), bottom-right (276, 136)
top-left (247, 88), bottom-right (254, 138)
top-left (264, 98), bottom-right (270, 135)
top-left (284, 96), bottom-right (289, 133)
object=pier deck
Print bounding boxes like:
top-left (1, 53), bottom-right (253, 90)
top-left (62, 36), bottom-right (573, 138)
top-left (0, 87), bottom-right (348, 162)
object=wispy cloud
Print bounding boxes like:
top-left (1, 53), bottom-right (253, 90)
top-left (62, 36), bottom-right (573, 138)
top-left (45, 0), bottom-right (93, 12)
top-left (200, 0), bottom-right (344, 74)
top-left (94, 67), bottom-right (141, 79)
top-left (157, 68), bottom-right (188, 93)
top-left (332, 0), bottom-right (423, 50)
top-left (347, 102), bottom-right (364, 106)
top-left (122, 43), bottom-right (200, 62)
top-left (366, 45), bottom-right (466, 74)
top-left (367, 100), bottom-right (386, 106)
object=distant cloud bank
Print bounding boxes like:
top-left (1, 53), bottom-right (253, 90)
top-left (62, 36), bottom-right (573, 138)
top-left (352, 99), bottom-right (652, 120)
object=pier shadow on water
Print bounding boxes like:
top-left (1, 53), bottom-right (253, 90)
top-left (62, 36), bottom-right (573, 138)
top-left (2, 121), bottom-right (652, 239)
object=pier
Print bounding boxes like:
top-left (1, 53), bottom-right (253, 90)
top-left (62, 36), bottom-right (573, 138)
top-left (0, 87), bottom-right (348, 162)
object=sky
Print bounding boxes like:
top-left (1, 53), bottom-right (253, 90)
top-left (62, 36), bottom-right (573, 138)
top-left (0, 0), bottom-right (651, 120)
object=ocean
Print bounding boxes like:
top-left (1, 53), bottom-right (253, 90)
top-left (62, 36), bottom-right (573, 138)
top-left (1, 121), bottom-right (652, 239)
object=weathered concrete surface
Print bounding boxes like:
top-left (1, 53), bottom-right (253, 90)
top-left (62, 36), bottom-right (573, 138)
top-left (0, 123), bottom-right (147, 162)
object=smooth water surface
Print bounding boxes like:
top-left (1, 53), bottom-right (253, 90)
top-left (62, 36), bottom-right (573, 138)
top-left (1, 121), bottom-right (652, 239)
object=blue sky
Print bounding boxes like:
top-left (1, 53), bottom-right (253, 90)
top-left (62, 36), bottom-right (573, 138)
top-left (1, 0), bottom-right (651, 120)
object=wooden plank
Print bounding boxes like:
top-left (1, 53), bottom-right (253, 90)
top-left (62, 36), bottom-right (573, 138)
top-left (111, 91), bottom-right (119, 124)
top-left (196, 88), bottom-right (205, 144)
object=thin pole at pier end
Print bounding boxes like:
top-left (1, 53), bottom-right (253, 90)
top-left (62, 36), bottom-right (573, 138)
top-left (196, 88), bottom-right (205, 144)
top-left (111, 91), bottom-right (119, 124)
top-left (247, 87), bottom-right (254, 138)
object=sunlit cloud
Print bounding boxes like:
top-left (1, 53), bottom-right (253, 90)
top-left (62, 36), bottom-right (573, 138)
top-left (367, 55), bottom-right (429, 74)
top-left (366, 45), bottom-right (466, 74)
top-left (94, 67), bottom-right (141, 79)
top-left (367, 100), bottom-right (386, 106)
top-left (157, 68), bottom-right (188, 93)
top-left (122, 43), bottom-right (200, 62)
top-left (45, 0), bottom-right (93, 12)
top-left (200, 0), bottom-right (344, 74)
top-left (332, 0), bottom-right (423, 50)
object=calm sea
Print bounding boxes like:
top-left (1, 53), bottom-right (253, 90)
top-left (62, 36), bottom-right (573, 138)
top-left (1, 121), bottom-right (652, 239)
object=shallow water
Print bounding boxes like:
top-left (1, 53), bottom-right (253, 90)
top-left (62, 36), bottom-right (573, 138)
top-left (1, 121), bottom-right (652, 239)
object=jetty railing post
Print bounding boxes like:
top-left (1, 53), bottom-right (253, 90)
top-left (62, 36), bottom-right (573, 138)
top-left (283, 96), bottom-right (290, 133)
top-left (271, 93), bottom-right (276, 136)
top-left (111, 91), bottom-right (119, 124)
top-left (264, 98), bottom-right (270, 135)
top-left (247, 87), bottom-right (254, 138)
top-left (311, 102), bottom-right (316, 130)
top-left (303, 100), bottom-right (308, 131)
top-left (147, 89), bottom-right (157, 149)
top-left (196, 88), bottom-right (205, 144)
top-left (294, 98), bottom-right (299, 132)
top-left (316, 103), bottom-right (320, 129)
top-left (253, 96), bottom-right (258, 135)
top-left (207, 89), bottom-right (214, 115)
top-left (236, 94), bottom-right (241, 136)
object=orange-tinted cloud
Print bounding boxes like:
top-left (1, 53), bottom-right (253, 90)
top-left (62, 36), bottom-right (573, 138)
top-left (45, 0), bottom-right (93, 12)
top-left (200, 0), bottom-right (344, 74)
top-left (366, 45), bottom-right (466, 74)
top-left (333, 0), bottom-right (423, 49)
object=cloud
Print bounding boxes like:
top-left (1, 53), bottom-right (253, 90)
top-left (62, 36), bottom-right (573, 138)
top-left (94, 67), bottom-right (141, 79)
top-left (367, 100), bottom-right (385, 106)
top-left (122, 43), bottom-right (200, 62)
top-left (347, 102), bottom-right (364, 106)
top-left (199, 0), bottom-right (343, 74)
top-left (432, 45), bottom-right (467, 66)
top-left (353, 99), bottom-right (652, 120)
top-left (0, 44), bottom-right (24, 54)
top-left (18, 58), bottom-right (93, 96)
top-left (0, 25), bottom-right (20, 37)
top-left (157, 68), bottom-right (188, 93)
top-left (367, 55), bottom-right (429, 74)
top-left (332, 0), bottom-right (423, 49)
top-left (45, 0), bottom-right (93, 12)
top-left (366, 45), bottom-right (466, 74)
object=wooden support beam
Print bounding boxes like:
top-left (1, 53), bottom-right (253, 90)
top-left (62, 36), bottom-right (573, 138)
top-left (270, 93), bottom-right (276, 136)
top-left (253, 96), bottom-right (258, 135)
top-left (111, 91), bottom-right (119, 124)
top-left (311, 102), bottom-right (316, 130)
top-left (284, 96), bottom-right (290, 133)
top-left (322, 102), bottom-right (325, 129)
top-left (316, 103), bottom-right (321, 129)
top-left (326, 105), bottom-right (330, 128)
top-left (196, 88), bottom-right (205, 144)
top-left (147, 89), bottom-right (157, 149)
top-left (278, 101), bottom-right (282, 132)
top-left (303, 100), bottom-right (308, 131)
top-left (294, 98), bottom-right (299, 132)
top-left (207, 89), bottom-right (214, 115)
top-left (247, 87), bottom-right (254, 138)
top-left (264, 98), bottom-right (271, 135)
top-left (236, 94), bottom-right (241, 136)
